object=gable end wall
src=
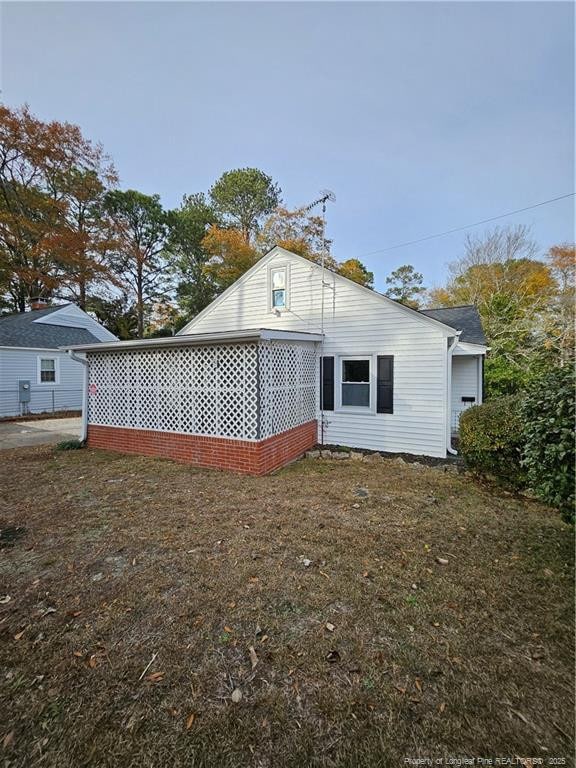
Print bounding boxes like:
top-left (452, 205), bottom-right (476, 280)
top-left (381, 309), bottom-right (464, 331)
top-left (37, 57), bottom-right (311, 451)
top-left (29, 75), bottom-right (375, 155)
top-left (184, 251), bottom-right (448, 458)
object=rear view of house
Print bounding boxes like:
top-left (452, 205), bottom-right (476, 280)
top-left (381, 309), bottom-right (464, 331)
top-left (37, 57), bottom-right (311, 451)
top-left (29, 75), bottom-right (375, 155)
top-left (66, 247), bottom-right (487, 474)
top-left (0, 302), bottom-right (117, 418)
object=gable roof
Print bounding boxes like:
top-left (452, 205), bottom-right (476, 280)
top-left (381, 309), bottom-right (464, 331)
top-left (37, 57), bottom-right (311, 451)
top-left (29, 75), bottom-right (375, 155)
top-left (0, 305), bottom-right (102, 349)
top-left (179, 246), bottom-right (459, 337)
top-left (420, 305), bottom-right (486, 345)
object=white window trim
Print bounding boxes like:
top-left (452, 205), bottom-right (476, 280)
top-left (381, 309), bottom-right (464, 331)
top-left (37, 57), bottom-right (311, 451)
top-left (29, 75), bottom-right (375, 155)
top-left (337, 354), bottom-right (375, 413)
top-left (37, 355), bottom-right (60, 385)
top-left (267, 263), bottom-right (290, 313)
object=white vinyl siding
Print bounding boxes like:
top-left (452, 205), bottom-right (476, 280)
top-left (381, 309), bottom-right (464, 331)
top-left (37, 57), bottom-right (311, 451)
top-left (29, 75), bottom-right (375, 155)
top-left (183, 250), bottom-right (450, 458)
top-left (451, 356), bottom-right (481, 431)
top-left (0, 348), bottom-right (84, 418)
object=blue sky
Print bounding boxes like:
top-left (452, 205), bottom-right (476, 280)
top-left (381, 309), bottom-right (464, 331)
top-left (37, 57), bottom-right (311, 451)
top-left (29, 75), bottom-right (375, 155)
top-left (1, 1), bottom-right (574, 292)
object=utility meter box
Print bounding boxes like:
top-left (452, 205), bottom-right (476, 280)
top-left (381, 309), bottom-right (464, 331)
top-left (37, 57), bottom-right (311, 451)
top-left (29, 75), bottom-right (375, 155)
top-left (18, 380), bottom-right (31, 403)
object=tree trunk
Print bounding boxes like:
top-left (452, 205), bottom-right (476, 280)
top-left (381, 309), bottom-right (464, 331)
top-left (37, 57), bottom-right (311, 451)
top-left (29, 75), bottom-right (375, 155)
top-left (137, 262), bottom-right (144, 339)
top-left (79, 278), bottom-right (86, 310)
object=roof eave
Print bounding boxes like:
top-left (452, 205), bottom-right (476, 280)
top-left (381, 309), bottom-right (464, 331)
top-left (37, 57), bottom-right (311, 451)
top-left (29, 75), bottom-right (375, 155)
top-left (62, 328), bottom-right (323, 353)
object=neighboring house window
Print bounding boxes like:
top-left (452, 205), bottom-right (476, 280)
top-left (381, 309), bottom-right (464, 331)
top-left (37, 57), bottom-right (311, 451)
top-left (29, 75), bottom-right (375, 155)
top-left (341, 358), bottom-right (370, 407)
top-left (270, 267), bottom-right (287, 309)
top-left (38, 357), bottom-right (58, 384)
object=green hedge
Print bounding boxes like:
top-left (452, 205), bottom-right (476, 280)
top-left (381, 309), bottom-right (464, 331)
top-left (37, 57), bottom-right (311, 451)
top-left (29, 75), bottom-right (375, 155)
top-left (521, 366), bottom-right (575, 522)
top-left (460, 367), bottom-right (575, 522)
top-left (459, 396), bottom-right (526, 487)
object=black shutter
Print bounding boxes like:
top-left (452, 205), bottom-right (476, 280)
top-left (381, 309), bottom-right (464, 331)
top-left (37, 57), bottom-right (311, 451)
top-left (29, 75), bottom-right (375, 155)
top-left (320, 356), bottom-right (334, 411)
top-left (377, 356), bottom-right (393, 414)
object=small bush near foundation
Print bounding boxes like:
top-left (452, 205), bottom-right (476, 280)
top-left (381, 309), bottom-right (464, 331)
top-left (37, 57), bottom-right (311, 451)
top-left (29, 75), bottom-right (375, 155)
top-left (459, 396), bottom-right (525, 488)
top-left (55, 439), bottom-right (84, 451)
top-left (521, 366), bottom-right (575, 523)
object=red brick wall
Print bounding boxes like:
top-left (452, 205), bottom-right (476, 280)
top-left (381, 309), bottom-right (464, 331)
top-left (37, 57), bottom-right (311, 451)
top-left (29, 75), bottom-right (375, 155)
top-left (86, 420), bottom-right (317, 476)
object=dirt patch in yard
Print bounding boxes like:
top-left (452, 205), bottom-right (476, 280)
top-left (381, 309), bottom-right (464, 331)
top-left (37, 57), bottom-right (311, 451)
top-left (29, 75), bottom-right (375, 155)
top-left (0, 447), bottom-right (573, 767)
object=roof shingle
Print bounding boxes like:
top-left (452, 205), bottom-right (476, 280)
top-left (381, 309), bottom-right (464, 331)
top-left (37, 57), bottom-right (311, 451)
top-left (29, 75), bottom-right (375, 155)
top-left (0, 305), bottom-right (101, 348)
top-left (419, 305), bottom-right (486, 345)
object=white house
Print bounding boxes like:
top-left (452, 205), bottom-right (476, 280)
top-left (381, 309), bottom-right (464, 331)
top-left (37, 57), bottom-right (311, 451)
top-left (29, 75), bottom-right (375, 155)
top-left (0, 302), bottom-right (117, 418)
top-left (66, 247), bottom-right (487, 475)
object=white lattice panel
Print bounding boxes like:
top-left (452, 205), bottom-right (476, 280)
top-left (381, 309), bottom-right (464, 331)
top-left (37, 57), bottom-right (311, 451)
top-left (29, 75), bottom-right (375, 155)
top-left (87, 343), bottom-right (259, 440)
top-left (258, 341), bottom-right (317, 438)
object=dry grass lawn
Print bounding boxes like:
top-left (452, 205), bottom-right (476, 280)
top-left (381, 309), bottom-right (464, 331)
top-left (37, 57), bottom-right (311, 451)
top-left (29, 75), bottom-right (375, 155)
top-left (0, 446), bottom-right (573, 767)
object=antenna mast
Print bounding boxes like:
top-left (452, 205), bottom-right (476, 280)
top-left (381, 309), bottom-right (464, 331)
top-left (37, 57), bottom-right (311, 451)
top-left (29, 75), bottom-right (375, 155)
top-left (303, 190), bottom-right (335, 445)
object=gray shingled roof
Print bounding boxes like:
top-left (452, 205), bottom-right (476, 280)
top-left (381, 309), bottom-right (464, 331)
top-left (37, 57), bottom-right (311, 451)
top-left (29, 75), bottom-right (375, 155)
top-left (0, 305), bottom-right (101, 349)
top-left (419, 305), bottom-right (486, 344)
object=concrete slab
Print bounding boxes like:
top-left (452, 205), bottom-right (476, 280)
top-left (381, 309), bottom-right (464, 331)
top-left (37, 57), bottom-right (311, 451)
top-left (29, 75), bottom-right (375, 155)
top-left (0, 417), bottom-right (82, 449)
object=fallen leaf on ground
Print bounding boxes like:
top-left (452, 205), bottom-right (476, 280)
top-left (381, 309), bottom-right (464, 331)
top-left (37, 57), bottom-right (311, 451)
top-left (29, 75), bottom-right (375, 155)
top-left (231, 688), bottom-right (242, 703)
top-left (435, 557), bottom-right (449, 565)
top-left (13, 630), bottom-right (25, 641)
top-left (3, 731), bottom-right (15, 749)
top-left (326, 650), bottom-right (341, 663)
top-left (186, 713), bottom-right (196, 730)
top-left (145, 671), bottom-right (164, 682)
top-left (0, 595), bottom-right (11, 604)
top-left (249, 646), bottom-right (259, 670)
top-left (325, 622), bottom-right (335, 632)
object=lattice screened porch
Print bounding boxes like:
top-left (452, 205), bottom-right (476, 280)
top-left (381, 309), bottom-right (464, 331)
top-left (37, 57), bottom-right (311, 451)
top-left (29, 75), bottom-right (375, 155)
top-left (69, 330), bottom-right (322, 475)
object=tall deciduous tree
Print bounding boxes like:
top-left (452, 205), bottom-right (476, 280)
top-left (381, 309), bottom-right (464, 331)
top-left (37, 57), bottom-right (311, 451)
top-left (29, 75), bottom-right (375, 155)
top-left (202, 226), bottom-right (260, 291)
top-left (104, 190), bottom-right (171, 338)
top-left (545, 243), bottom-right (575, 362)
top-left (0, 103), bottom-right (116, 311)
top-left (338, 258), bottom-right (374, 288)
top-left (428, 225), bottom-right (557, 396)
top-left (53, 167), bottom-right (118, 309)
top-left (384, 264), bottom-right (426, 307)
top-left (209, 168), bottom-right (281, 243)
top-left (257, 206), bottom-right (337, 267)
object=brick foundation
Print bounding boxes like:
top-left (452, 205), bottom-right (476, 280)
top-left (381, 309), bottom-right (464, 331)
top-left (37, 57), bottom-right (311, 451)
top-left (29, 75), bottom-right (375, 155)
top-left (86, 420), bottom-right (317, 476)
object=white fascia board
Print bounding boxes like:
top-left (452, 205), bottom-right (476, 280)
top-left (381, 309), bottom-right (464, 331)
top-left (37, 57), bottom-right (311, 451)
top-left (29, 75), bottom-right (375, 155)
top-left (62, 327), bottom-right (322, 353)
top-left (260, 329), bottom-right (323, 342)
top-left (178, 245), bottom-right (459, 338)
top-left (0, 345), bottom-right (64, 352)
top-left (453, 342), bottom-right (489, 356)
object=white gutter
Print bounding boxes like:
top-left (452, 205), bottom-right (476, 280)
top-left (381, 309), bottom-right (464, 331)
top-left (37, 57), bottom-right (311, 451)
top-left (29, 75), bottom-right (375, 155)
top-left (68, 350), bottom-right (89, 442)
top-left (446, 332), bottom-right (462, 456)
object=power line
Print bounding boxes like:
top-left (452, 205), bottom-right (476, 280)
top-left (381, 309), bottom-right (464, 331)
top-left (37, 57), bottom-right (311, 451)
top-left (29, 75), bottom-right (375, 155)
top-left (357, 192), bottom-right (575, 258)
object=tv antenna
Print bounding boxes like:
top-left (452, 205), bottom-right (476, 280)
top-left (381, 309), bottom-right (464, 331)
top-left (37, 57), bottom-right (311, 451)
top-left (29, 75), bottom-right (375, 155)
top-left (303, 190), bottom-right (335, 445)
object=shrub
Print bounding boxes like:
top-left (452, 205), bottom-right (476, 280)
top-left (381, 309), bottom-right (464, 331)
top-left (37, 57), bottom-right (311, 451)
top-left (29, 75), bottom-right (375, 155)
top-left (521, 366), bottom-right (575, 522)
top-left (459, 396), bottom-right (525, 487)
top-left (55, 439), bottom-right (84, 451)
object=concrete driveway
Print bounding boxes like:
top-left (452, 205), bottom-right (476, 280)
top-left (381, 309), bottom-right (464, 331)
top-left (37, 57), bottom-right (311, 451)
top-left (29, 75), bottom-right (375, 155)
top-left (0, 417), bottom-right (82, 449)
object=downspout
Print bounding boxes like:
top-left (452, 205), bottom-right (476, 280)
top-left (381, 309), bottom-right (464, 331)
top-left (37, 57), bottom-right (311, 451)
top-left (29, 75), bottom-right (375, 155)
top-left (446, 332), bottom-right (462, 456)
top-left (68, 350), bottom-right (89, 443)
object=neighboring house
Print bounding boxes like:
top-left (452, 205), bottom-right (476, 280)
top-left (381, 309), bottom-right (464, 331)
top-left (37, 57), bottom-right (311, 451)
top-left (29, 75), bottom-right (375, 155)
top-left (67, 246), bottom-right (487, 475)
top-left (0, 302), bottom-right (117, 418)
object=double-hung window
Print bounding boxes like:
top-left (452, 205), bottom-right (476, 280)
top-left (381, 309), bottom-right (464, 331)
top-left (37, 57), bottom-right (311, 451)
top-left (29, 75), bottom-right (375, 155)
top-left (341, 358), bottom-right (370, 408)
top-left (39, 357), bottom-right (57, 384)
top-left (270, 267), bottom-right (287, 310)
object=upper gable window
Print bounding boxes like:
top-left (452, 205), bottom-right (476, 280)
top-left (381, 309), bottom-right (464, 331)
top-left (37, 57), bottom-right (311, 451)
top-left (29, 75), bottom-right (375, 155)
top-left (270, 267), bottom-right (288, 310)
